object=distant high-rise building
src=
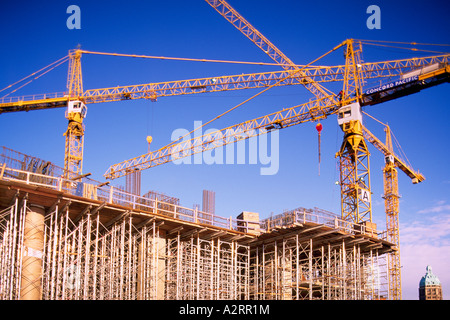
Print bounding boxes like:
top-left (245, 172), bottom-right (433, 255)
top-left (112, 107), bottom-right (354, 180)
top-left (202, 190), bottom-right (215, 224)
top-left (202, 190), bottom-right (215, 215)
top-left (419, 265), bottom-right (443, 300)
top-left (125, 170), bottom-right (141, 196)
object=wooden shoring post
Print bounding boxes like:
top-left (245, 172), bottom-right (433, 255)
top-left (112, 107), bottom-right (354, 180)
top-left (7, 199), bottom-right (15, 299)
top-left (60, 207), bottom-right (68, 300)
top-left (52, 204), bottom-right (59, 299)
top-left (142, 224), bottom-right (148, 300)
top-left (151, 220), bottom-right (155, 299)
top-left (151, 220), bottom-right (157, 300)
top-left (3, 198), bottom-right (13, 299)
top-left (83, 213), bottom-right (91, 300)
top-left (211, 238), bottom-right (215, 300)
top-left (321, 245), bottom-right (325, 300)
top-left (193, 234), bottom-right (198, 300)
top-left (327, 243), bottom-right (331, 300)
top-left (137, 226), bottom-right (144, 301)
top-left (41, 206), bottom-right (49, 299)
top-left (127, 215), bottom-right (133, 299)
top-left (256, 246), bottom-right (260, 300)
top-left (262, 243), bottom-right (265, 300)
top-left (353, 245), bottom-right (357, 299)
top-left (356, 245), bottom-right (361, 299)
top-left (73, 212), bottom-right (81, 300)
top-left (216, 238), bottom-right (221, 300)
top-left (281, 238), bottom-right (285, 300)
top-left (98, 228), bottom-right (105, 300)
top-left (93, 213), bottom-right (100, 299)
top-left (371, 249), bottom-right (377, 299)
top-left (56, 205), bottom-right (65, 299)
top-left (151, 220), bottom-right (159, 300)
top-left (110, 224), bottom-right (116, 299)
top-left (351, 244), bottom-right (356, 299)
top-left (45, 204), bottom-right (54, 299)
top-left (2, 202), bottom-right (11, 299)
top-left (296, 234), bottom-right (299, 300)
top-left (374, 249), bottom-right (379, 300)
top-left (185, 236), bottom-right (189, 300)
top-left (176, 231), bottom-right (181, 300)
top-left (274, 240), bottom-right (278, 300)
top-left (342, 240), bottom-right (346, 300)
top-left (245, 244), bottom-right (250, 299)
top-left (309, 238), bottom-right (313, 300)
top-left (16, 195), bottom-right (27, 299)
top-left (123, 218), bottom-right (129, 299)
top-left (149, 222), bottom-right (153, 300)
top-left (231, 240), bottom-right (236, 299)
top-left (0, 196), bottom-right (21, 300)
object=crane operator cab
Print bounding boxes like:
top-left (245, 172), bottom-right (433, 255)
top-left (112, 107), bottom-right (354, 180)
top-left (66, 100), bottom-right (87, 123)
top-left (337, 102), bottom-right (362, 131)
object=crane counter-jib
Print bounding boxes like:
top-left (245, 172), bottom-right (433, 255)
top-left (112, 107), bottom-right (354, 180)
top-left (360, 63), bottom-right (450, 107)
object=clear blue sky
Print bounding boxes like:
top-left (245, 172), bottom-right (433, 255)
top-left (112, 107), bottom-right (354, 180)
top-left (1, 0), bottom-right (449, 300)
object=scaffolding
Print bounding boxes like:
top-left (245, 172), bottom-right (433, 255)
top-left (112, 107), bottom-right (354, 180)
top-left (0, 195), bottom-right (252, 300)
top-left (165, 235), bottom-right (249, 300)
top-left (0, 197), bottom-right (389, 300)
top-left (249, 232), bottom-right (386, 300)
top-left (0, 198), bottom-right (26, 300)
top-left (248, 208), bottom-right (390, 300)
top-left (0, 155), bottom-right (393, 300)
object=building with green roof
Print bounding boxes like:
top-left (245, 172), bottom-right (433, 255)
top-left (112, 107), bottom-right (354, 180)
top-left (419, 266), bottom-right (443, 300)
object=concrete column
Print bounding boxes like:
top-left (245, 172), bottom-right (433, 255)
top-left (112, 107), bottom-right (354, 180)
top-left (20, 204), bottom-right (45, 300)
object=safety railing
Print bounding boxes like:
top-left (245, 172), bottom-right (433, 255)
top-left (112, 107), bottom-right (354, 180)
top-left (261, 207), bottom-right (382, 237)
top-left (0, 164), bottom-right (383, 238)
top-left (0, 164), bottom-right (254, 233)
top-left (0, 92), bottom-right (67, 105)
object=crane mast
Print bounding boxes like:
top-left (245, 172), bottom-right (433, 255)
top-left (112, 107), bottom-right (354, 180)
top-left (383, 126), bottom-right (402, 300)
top-left (362, 122), bottom-right (424, 300)
top-left (64, 49), bottom-right (86, 179)
top-left (336, 40), bottom-right (372, 225)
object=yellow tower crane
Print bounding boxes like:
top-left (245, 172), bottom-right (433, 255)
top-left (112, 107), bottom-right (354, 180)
top-left (64, 49), bottom-right (85, 179)
top-left (362, 119), bottom-right (424, 300)
top-left (335, 40), bottom-right (372, 226)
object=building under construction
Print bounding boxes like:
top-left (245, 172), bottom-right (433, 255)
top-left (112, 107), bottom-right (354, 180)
top-left (0, 147), bottom-right (392, 300)
top-left (1, 0), bottom-right (448, 301)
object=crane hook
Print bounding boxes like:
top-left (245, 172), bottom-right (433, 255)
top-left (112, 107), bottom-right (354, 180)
top-left (316, 123), bottom-right (323, 175)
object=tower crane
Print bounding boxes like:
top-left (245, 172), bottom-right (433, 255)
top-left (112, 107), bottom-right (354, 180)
top-left (362, 120), bottom-right (424, 300)
top-left (0, 0), bottom-right (449, 299)
top-left (102, 1), bottom-right (448, 300)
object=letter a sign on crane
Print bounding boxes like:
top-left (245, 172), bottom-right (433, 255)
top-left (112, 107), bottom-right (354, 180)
top-left (359, 188), bottom-right (371, 203)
